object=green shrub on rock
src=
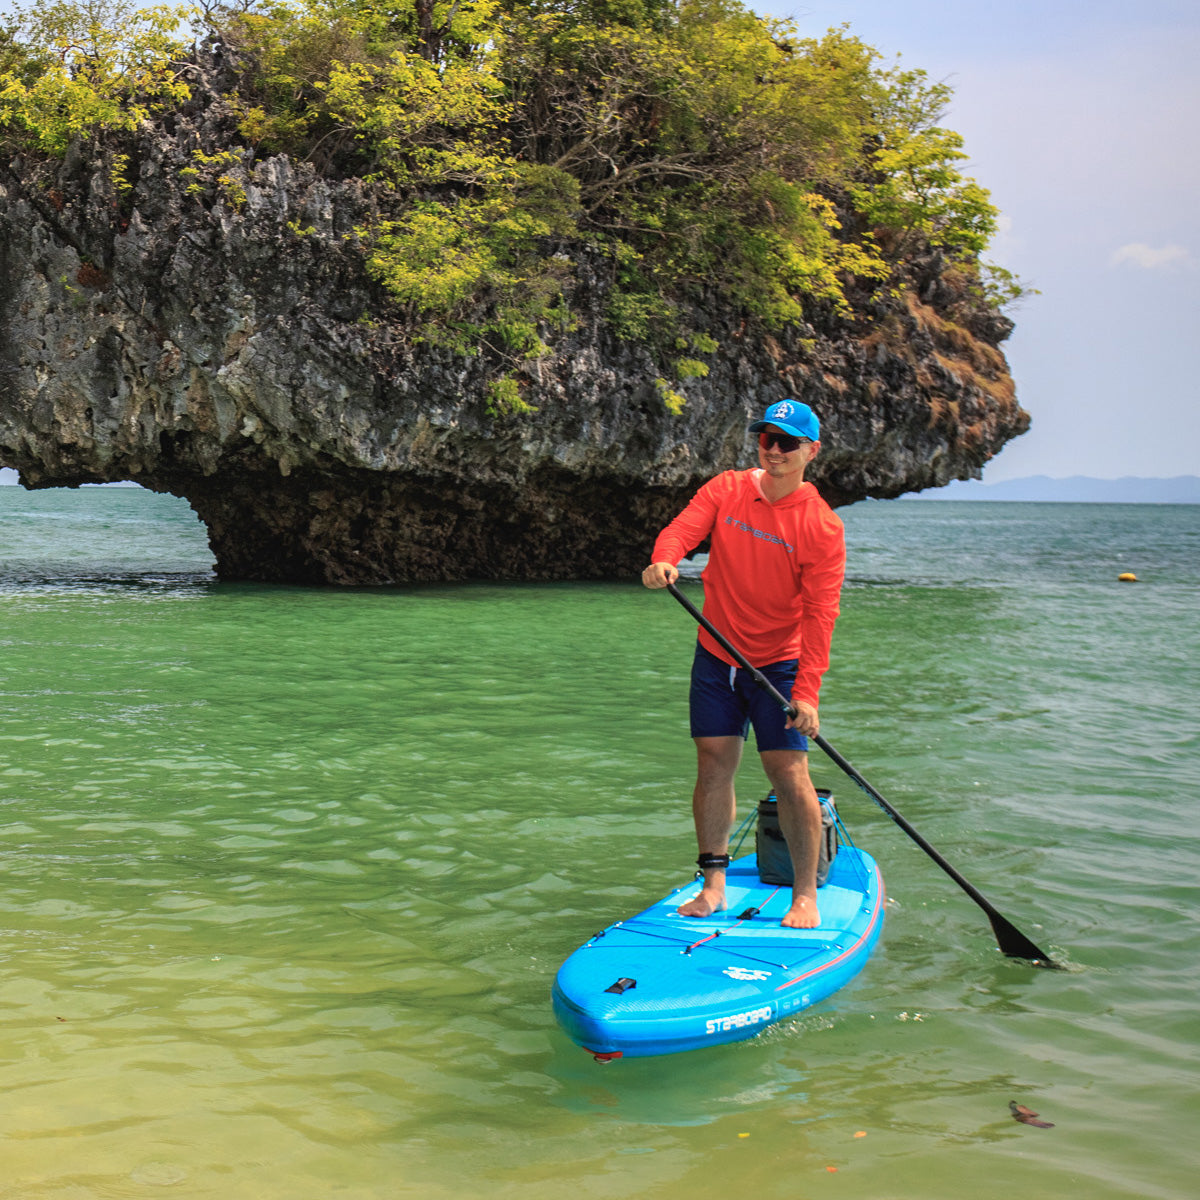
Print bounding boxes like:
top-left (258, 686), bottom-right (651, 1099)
top-left (0, 0), bottom-right (1027, 415)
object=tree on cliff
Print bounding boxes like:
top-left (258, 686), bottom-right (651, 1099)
top-left (0, 0), bottom-right (1020, 414)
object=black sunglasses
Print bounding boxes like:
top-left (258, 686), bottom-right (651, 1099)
top-left (758, 431), bottom-right (812, 453)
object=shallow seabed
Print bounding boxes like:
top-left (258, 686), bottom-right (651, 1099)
top-left (0, 490), bottom-right (1197, 1199)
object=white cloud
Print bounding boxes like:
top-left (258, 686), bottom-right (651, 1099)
top-left (1109, 242), bottom-right (1192, 269)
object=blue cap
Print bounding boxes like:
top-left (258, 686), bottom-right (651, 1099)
top-left (748, 400), bottom-right (820, 441)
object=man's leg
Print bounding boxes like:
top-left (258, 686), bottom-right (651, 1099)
top-left (760, 749), bottom-right (822, 928)
top-left (678, 735), bottom-right (743, 917)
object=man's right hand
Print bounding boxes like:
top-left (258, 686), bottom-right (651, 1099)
top-left (641, 562), bottom-right (679, 588)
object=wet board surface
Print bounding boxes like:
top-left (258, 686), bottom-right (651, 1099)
top-left (552, 846), bottom-right (884, 1059)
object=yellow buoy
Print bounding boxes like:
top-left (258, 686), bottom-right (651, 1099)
top-left (1118, 572), bottom-right (1138, 582)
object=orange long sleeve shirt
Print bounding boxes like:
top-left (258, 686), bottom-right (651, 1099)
top-left (651, 469), bottom-right (845, 709)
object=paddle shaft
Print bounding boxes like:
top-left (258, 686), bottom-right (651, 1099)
top-left (664, 581), bottom-right (1059, 967)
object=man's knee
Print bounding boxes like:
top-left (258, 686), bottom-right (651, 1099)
top-left (760, 749), bottom-right (815, 798)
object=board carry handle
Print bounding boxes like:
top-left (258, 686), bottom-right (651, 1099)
top-left (664, 581), bottom-right (1060, 968)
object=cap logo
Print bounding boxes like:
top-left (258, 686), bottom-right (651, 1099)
top-left (768, 402), bottom-right (795, 422)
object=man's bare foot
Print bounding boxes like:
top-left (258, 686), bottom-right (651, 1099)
top-left (678, 886), bottom-right (727, 917)
top-left (781, 893), bottom-right (820, 928)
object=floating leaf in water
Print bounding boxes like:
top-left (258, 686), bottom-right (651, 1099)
top-left (1010, 1100), bottom-right (1054, 1128)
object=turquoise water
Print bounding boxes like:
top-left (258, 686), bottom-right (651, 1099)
top-left (0, 487), bottom-right (1197, 1198)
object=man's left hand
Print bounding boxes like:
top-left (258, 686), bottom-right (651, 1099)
top-left (786, 701), bottom-right (819, 737)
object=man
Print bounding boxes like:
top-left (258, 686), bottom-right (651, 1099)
top-left (641, 400), bottom-right (845, 929)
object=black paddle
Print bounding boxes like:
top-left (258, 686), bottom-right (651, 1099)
top-left (664, 581), bottom-right (1060, 968)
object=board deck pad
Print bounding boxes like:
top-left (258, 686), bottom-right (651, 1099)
top-left (552, 846), bottom-right (884, 1059)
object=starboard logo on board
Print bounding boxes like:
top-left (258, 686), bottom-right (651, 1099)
top-left (723, 966), bottom-right (772, 981)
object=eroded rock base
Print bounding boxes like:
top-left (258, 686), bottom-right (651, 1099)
top-left (176, 467), bottom-right (688, 585)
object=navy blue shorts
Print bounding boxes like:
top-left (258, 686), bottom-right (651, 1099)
top-left (688, 643), bottom-right (809, 752)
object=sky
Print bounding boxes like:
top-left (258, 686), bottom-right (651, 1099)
top-left (1, 1), bottom-right (1196, 482)
top-left (756, 0), bottom-right (1200, 481)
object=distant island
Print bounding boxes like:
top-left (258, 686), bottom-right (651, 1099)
top-left (907, 475), bottom-right (1200, 503)
top-left (0, 469), bottom-right (139, 487)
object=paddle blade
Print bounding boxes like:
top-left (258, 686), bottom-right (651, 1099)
top-left (989, 911), bottom-right (1060, 969)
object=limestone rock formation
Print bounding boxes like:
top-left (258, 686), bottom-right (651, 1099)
top-left (0, 59), bottom-right (1028, 584)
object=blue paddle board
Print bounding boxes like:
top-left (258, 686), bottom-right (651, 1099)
top-left (552, 840), bottom-right (884, 1059)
